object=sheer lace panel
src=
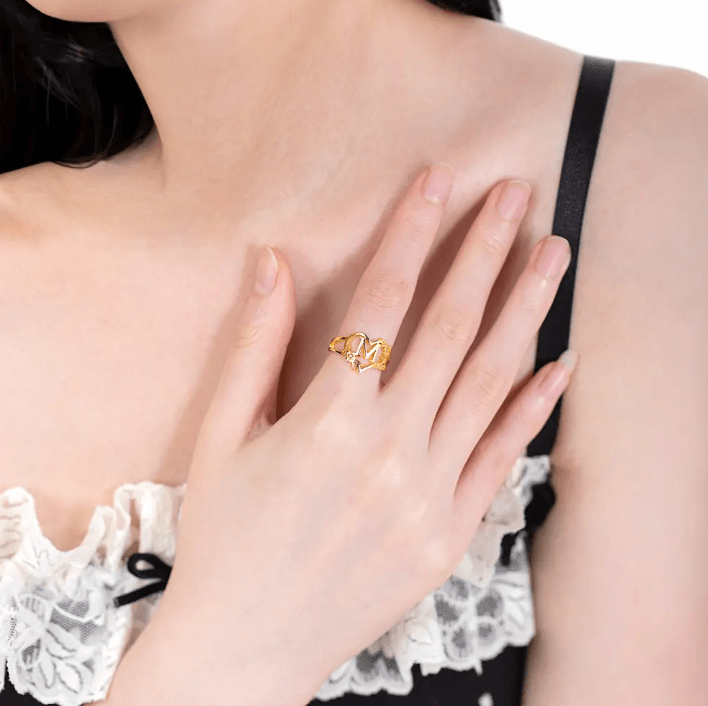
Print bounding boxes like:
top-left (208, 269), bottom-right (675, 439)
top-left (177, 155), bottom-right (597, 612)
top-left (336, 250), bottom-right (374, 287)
top-left (0, 456), bottom-right (551, 705)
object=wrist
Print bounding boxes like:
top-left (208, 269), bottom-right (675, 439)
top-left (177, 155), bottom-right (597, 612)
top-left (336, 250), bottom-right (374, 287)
top-left (105, 600), bottom-right (328, 706)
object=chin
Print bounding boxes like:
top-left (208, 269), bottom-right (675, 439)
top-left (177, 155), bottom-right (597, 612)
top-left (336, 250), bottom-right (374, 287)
top-left (24, 0), bottom-right (162, 23)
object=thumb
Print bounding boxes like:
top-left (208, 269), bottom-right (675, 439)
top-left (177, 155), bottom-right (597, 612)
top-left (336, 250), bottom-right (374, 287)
top-left (194, 245), bottom-right (297, 462)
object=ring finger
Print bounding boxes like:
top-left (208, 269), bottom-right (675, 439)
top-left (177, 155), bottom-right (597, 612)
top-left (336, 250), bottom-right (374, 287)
top-left (382, 178), bottom-right (531, 416)
top-left (319, 163), bottom-right (455, 396)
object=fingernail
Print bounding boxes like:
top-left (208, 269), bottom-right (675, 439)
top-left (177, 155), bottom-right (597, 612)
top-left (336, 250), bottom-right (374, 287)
top-left (496, 180), bottom-right (531, 221)
top-left (558, 348), bottom-right (579, 372)
top-left (534, 236), bottom-right (571, 279)
top-left (539, 349), bottom-right (578, 397)
top-left (255, 245), bottom-right (279, 296)
top-left (423, 163), bottom-right (455, 204)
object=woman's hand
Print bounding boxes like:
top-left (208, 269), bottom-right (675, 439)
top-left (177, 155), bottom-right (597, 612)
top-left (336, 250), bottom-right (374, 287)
top-left (110, 165), bottom-right (575, 706)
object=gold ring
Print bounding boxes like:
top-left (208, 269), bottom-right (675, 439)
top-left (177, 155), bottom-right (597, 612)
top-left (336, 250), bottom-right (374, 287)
top-left (328, 332), bottom-right (392, 374)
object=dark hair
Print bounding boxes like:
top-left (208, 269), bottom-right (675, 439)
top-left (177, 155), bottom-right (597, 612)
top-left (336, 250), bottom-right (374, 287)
top-left (0, 0), bottom-right (502, 176)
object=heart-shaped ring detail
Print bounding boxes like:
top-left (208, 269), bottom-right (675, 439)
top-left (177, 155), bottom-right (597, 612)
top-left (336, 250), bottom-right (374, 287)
top-left (328, 332), bottom-right (392, 373)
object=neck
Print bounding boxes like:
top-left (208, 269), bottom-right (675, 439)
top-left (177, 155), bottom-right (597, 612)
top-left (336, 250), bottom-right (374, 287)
top-left (105, 0), bottom-right (491, 238)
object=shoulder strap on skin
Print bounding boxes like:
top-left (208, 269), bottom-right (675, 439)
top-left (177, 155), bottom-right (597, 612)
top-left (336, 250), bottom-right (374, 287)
top-left (498, 54), bottom-right (617, 569)
top-left (526, 54), bottom-right (616, 459)
top-left (500, 53), bottom-right (619, 704)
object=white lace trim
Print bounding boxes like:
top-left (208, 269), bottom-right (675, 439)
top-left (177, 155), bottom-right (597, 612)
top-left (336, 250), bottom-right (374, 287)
top-left (314, 455), bottom-right (551, 700)
top-left (0, 455), bottom-right (551, 705)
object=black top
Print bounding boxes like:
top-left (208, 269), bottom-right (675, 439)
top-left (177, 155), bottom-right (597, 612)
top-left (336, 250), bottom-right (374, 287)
top-left (0, 54), bottom-right (616, 706)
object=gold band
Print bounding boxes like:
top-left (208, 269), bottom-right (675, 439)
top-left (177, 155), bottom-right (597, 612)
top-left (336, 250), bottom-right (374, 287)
top-left (328, 332), bottom-right (392, 374)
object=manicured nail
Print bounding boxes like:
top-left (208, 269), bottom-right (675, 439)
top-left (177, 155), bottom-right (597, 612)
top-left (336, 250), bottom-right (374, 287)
top-left (539, 349), bottom-right (579, 398)
top-left (254, 245), bottom-right (279, 296)
top-left (558, 348), bottom-right (579, 372)
top-left (534, 236), bottom-right (571, 279)
top-left (423, 163), bottom-right (455, 204)
top-left (497, 180), bottom-right (531, 221)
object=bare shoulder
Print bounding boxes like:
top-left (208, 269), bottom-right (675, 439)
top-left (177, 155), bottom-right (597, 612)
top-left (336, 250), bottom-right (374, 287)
top-left (584, 59), bottom-right (708, 284)
top-left (0, 173), bottom-right (32, 241)
top-left (0, 161), bottom-right (58, 240)
top-left (555, 59), bottom-right (708, 469)
top-left (523, 60), bottom-right (708, 704)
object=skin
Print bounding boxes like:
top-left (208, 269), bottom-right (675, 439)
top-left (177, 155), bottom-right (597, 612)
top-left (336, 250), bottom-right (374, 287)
top-left (4, 0), bottom-right (582, 551)
top-left (5, 0), bottom-right (708, 703)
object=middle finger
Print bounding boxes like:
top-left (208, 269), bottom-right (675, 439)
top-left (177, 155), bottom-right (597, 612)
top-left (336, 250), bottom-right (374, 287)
top-left (382, 178), bottom-right (532, 417)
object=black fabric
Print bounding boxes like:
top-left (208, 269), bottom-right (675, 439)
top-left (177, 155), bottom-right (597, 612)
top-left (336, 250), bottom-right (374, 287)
top-left (499, 53), bottom-right (615, 575)
top-left (499, 474), bottom-right (557, 567)
top-left (309, 646), bottom-right (526, 706)
top-left (526, 54), bottom-right (616, 458)
top-left (0, 54), bottom-right (615, 706)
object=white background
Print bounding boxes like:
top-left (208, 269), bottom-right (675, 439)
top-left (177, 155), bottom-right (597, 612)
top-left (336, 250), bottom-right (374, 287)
top-left (502, 0), bottom-right (707, 79)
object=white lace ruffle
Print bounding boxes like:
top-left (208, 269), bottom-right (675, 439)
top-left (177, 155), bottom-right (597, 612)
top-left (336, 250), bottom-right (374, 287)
top-left (0, 481), bottom-right (185, 706)
top-left (0, 455), bottom-right (551, 706)
top-left (314, 455), bottom-right (551, 700)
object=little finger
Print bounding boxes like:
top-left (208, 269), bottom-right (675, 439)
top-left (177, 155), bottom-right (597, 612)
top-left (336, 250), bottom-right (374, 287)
top-left (449, 349), bottom-right (578, 554)
top-left (429, 234), bottom-right (572, 475)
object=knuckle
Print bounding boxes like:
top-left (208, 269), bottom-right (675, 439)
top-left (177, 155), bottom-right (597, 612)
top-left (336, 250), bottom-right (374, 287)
top-left (480, 225), bottom-right (507, 259)
top-left (428, 305), bottom-right (471, 346)
top-left (369, 446), bottom-right (409, 493)
top-left (400, 492), bottom-right (432, 527)
top-left (231, 320), bottom-right (264, 351)
top-left (519, 284), bottom-right (546, 315)
top-left (482, 438), bottom-right (513, 477)
top-left (468, 362), bottom-right (507, 407)
top-left (452, 402), bottom-right (484, 437)
top-left (396, 494), bottom-right (433, 546)
top-left (484, 444), bottom-right (518, 488)
top-left (396, 203), bottom-right (438, 241)
top-left (474, 429), bottom-right (520, 487)
top-left (360, 270), bottom-right (409, 313)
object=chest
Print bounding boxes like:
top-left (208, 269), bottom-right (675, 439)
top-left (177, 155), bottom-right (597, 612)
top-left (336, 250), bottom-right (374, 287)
top-left (0, 47), bottom-right (595, 552)
top-left (0, 199), bottom-right (544, 555)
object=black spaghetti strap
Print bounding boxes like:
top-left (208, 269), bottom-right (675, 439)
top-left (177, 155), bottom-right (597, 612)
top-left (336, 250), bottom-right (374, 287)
top-left (499, 54), bottom-right (616, 570)
top-left (526, 54), bottom-right (616, 459)
top-left (512, 55), bottom-right (618, 701)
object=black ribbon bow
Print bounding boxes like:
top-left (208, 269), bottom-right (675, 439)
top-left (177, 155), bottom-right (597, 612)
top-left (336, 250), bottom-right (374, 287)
top-left (113, 553), bottom-right (173, 608)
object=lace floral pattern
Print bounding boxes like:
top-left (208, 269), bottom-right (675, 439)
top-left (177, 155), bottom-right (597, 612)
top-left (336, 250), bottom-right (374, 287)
top-left (0, 482), bottom-right (183, 706)
top-left (0, 455), bottom-right (551, 705)
top-left (314, 455), bottom-right (552, 700)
